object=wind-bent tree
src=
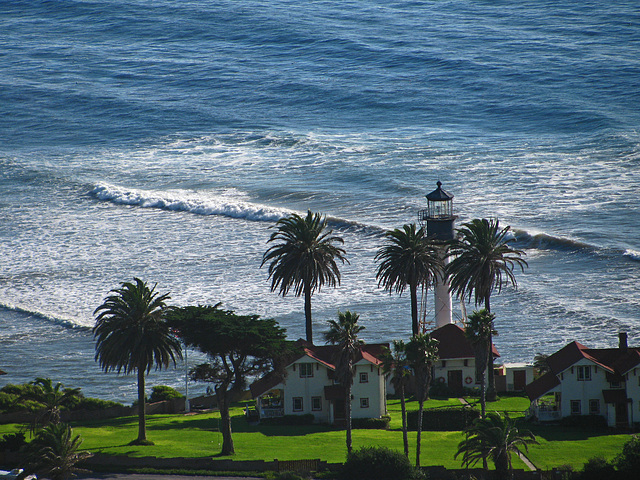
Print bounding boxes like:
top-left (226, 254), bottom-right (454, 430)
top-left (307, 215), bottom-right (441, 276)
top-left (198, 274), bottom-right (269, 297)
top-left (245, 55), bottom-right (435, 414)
top-left (465, 309), bottom-right (496, 418)
top-left (93, 278), bottom-right (182, 445)
top-left (446, 218), bottom-right (527, 400)
top-left (406, 332), bottom-right (439, 468)
top-left (22, 378), bottom-right (82, 430)
top-left (381, 340), bottom-right (411, 458)
top-left (262, 210), bottom-right (348, 344)
top-left (455, 412), bottom-right (538, 480)
top-left (167, 305), bottom-right (290, 456)
top-left (325, 310), bottom-right (365, 455)
top-left (375, 224), bottom-right (442, 336)
top-left (26, 422), bottom-right (92, 480)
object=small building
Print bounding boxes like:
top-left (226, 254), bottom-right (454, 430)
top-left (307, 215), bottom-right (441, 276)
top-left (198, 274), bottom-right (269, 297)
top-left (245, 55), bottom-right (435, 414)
top-left (431, 323), bottom-right (500, 396)
top-left (250, 340), bottom-right (388, 424)
top-left (525, 333), bottom-right (640, 427)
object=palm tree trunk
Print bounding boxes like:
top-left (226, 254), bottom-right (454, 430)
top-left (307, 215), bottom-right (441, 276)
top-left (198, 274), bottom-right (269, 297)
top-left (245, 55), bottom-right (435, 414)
top-left (217, 384), bottom-right (235, 455)
top-left (485, 296), bottom-right (497, 402)
top-left (480, 370), bottom-right (487, 418)
top-left (304, 282), bottom-right (313, 344)
top-left (400, 385), bottom-right (409, 458)
top-left (410, 282), bottom-right (419, 336)
top-left (346, 386), bottom-right (353, 455)
top-left (137, 366), bottom-right (147, 443)
top-left (416, 400), bottom-right (424, 468)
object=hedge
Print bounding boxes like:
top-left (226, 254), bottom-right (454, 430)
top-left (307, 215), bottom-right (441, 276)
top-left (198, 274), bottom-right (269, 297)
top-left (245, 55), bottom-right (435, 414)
top-left (407, 407), bottom-right (480, 431)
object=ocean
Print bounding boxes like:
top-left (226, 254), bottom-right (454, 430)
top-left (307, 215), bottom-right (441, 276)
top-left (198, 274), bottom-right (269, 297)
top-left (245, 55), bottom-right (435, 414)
top-left (1, 0), bottom-right (639, 403)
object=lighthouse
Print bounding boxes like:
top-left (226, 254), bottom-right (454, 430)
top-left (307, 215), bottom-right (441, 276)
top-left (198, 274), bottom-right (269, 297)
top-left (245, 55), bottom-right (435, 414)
top-left (418, 181), bottom-right (457, 328)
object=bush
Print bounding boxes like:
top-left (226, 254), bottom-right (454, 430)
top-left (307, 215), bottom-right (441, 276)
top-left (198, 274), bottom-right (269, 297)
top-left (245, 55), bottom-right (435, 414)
top-left (73, 397), bottom-right (123, 410)
top-left (260, 414), bottom-right (315, 426)
top-left (341, 446), bottom-right (419, 480)
top-left (0, 432), bottom-right (27, 452)
top-left (407, 407), bottom-right (480, 431)
top-left (560, 414), bottom-right (607, 429)
top-left (148, 385), bottom-right (184, 403)
top-left (265, 472), bottom-right (308, 480)
top-left (352, 416), bottom-right (390, 429)
top-left (615, 434), bottom-right (640, 478)
top-left (580, 456), bottom-right (615, 480)
top-left (429, 381), bottom-right (454, 399)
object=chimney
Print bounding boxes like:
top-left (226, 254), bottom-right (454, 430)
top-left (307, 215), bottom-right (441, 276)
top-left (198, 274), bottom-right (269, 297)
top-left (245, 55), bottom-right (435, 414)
top-left (619, 332), bottom-right (628, 352)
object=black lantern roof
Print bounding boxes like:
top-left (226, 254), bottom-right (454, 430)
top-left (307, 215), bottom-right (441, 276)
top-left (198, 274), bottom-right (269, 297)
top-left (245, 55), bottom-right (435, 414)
top-left (426, 181), bottom-right (454, 202)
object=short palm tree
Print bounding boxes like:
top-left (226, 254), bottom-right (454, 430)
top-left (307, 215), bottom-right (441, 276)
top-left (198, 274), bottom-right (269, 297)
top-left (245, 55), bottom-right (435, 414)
top-left (93, 278), bottom-right (182, 445)
top-left (381, 340), bottom-right (411, 458)
top-left (465, 309), bottom-right (496, 418)
top-left (455, 412), bottom-right (538, 480)
top-left (325, 310), bottom-right (365, 455)
top-left (22, 378), bottom-right (82, 430)
top-left (406, 332), bottom-right (439, 468)
top-left (26, 422), bottom-right (92, 480)
top-left (375, 224), bottom-right (442, 336)
top-left (262, 210), bottom-right (348, 344)
top-left (446, 218), bottom-right (527, 400)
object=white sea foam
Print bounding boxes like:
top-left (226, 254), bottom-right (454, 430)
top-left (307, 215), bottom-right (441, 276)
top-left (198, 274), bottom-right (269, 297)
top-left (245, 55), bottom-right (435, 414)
top-left (90, 183), bottom-right (294, 222)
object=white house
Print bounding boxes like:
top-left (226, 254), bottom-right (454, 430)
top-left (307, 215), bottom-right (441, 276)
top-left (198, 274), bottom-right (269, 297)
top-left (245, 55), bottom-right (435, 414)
top-left (526, 333), bottom-right (640, 427)
top-left (250, 340), bottom-right (388, 424)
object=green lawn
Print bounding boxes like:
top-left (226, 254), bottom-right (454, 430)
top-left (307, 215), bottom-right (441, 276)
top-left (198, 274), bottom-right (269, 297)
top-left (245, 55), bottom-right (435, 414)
top-left (0, 395), bottom-right (632, 471)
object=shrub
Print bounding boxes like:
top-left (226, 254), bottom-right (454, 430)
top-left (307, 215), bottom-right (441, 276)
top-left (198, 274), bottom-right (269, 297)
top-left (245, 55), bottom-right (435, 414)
top-left (0, 432), bottom-right (27, 452)
top-left (260, 414), bottom-right (315, 426)
top-left (265, 472), bottom-right (308, 480)
top-left (560, 414), bottom-right (607, 429)
top-left (352, 416), bottom-right (390, 429)
top-left (407, 407), bottom-right (480, 431)
top-left (429, 381), bottom-right (454, 399)
top-left (341, 446), bottom-right (418, 480)
top-left (73, 397), bottom-right (123, 410)
top-left (148, 385), bottom-right (184, 403)
top-left (580, 456), bottom-right (615, 480)
top-left (615, 434), bottom-right (640, 478)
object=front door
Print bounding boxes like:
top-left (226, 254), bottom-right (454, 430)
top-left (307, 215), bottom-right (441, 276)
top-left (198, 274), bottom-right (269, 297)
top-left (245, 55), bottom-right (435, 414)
top-left (616, 401), bottom-right (629, 427)
top-left (513, 370), bottom-right (527, 391)
top-left (334, 399), bottom-right (346, 422)
top-left (448, 370), bottom-right (464, 396)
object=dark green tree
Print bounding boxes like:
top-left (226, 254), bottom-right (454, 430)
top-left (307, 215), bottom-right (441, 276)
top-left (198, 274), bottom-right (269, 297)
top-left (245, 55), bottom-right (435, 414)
top-left (21, 378), bottom-right (82, 430)
top-left (93, 278), bottom-right (182, 445)
top-left (446, 218), bottom-right (527, 400)
top-left (167, 305), bottom-right (290, 455)
top-left (325, 310), bottom-right (365, 455)
top-left (375, 223), bottom-right (442, 336)
top-left (262, 210), bottom-right (348, 344)
top-left (464, 309), bottom-right (496, 418)
top-left (455, 412), bottom-right (537, 480)
top-left (381, 340), bottom-right (410, 458)
top-left (26, 422), bottom-right (92, 480)
top-left (406, 332), bottom-right (439, 468)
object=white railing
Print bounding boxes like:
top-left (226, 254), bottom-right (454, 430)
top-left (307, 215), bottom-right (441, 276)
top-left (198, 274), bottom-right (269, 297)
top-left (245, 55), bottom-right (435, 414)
top-left (260, 407), bottom-right (284, 418)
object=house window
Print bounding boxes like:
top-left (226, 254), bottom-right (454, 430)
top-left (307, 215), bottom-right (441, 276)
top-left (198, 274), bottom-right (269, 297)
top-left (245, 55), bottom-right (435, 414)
top-left (293, 397), bottom-right (303, 412)
top-left (442, 360), bottom-right (446, 368)
top-left (360, 372), bottom-right (369, 383)
top-left (360, 398), bottom-right (369, 408)
top-left (589, 399), bottom-right (600, 415)
top-left (299, 363), bottom-right (314, 378)
top-left (570, 400), bottom-right (581, 415)
top-left (311, 396), bottom-right (322, 411)
top-left (577, 366), bottom-right (591, 381)
top-left (464, 359), bottom-right (468, 367)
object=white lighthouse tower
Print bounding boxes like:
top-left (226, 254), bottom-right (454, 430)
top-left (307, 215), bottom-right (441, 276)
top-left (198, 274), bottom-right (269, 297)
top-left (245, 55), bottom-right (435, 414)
top-left (419, 181), bottom-right (457, 328)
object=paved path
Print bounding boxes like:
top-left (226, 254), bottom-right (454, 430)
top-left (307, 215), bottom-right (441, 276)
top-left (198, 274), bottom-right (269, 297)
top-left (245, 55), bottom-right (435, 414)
top-left (76, 474), bottom-right (261, 480)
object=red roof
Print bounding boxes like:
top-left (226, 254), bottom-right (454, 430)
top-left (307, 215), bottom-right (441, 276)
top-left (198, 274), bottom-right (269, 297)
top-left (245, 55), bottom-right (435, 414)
top-left (525, 372), bottom-right (560, 401)
top-left (430, 323), bottom-right (499, 360)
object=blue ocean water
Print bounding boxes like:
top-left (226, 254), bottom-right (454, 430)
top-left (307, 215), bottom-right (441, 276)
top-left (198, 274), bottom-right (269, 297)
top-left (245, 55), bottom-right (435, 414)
top-left (1, 0), bottom-right (639, 402)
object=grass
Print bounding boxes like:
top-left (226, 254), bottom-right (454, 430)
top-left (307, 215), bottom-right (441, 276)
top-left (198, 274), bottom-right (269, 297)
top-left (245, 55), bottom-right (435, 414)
top-left (0, 394), bottom-right (631, 471)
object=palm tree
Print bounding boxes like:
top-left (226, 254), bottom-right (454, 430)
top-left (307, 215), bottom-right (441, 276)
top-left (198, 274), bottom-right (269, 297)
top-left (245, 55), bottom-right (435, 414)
top-left (455, 412), bottom-right (538, 480)
top-left (93, 278), bottom-right (182, 445)
top-left (262, 210), bottom-right (348, 344)
top-left (406, 332), bottom-right (439, 468)
top-left (375, 224), bottom-right (442, 336)
top-left (26, 422), bottom-right (92, 480)
top-left (22, 378), bottom-right (82, 430)
top-left (446, 218), bottom-right (527, 400)
top-left (464, 309), bottom-right (497, 418)
top-left (381, 340), bottom-right (411, 458)
top-left (325, 310), bottom-right (365, 455)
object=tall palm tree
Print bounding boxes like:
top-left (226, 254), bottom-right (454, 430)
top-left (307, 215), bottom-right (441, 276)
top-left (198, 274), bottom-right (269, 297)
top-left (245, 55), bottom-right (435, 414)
top-left (262, 210), bottom-right (348, 344)
top-left (406, 332), bottom-right (439, 468)
top-left (22, 378), bottom-right (82, 430)
top-left (93, 278), bottom-right (182, 445)
top-left (464, 309), bottom-right (496, 418)
top-left (381, 340), bottom-right (411, 458)
top-left (446, 218), bottom-right (527, 400)
top-left (325, 310), bottom-right (365, 455)
top-left (375, 224), bottom-right (442, 336)
top-left (455, 412), bottom-right (538, 480)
